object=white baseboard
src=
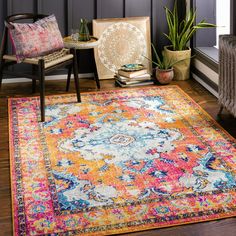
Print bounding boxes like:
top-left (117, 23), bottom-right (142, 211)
top-left (192, 72), bottom-right (219, 98)
top-left (193, 59), bottom-right (219, 85)
top-left (2, 73), bottom-right (94, 84)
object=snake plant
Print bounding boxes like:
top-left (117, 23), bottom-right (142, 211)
top-left (164, 0), bottom-right (216, 51)
top-left (144, 44), bottom-right (190, 70)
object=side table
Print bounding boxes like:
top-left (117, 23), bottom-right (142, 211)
top-left (64, 36), bottom-right (100, 89)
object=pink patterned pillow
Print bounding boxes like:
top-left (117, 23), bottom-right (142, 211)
top-left (9, 15), bottom-right (64, 62)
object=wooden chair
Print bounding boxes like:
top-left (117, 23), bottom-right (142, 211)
top-left (0, 13), bottom-right (81, 122)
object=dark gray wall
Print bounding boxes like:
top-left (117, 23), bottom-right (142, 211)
top-left (0, 0), bottom-right (6, 37)
top-left (0, 0), bottom-right (181, 73)
top-left (195, 0), bottom-right (216, 47)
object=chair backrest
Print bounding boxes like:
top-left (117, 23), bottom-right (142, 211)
top-left (0, 13), bottom-right (48, 56)
top-left (5, 13), bottom-right (48, 29)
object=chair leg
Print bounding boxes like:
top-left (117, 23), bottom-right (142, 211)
top-left (72, 49), bottom-right (81, 103)
top-left (32, 65), bottom-right (37, 93)
top-left (38, 59), bottom-right (45, 122)
top-left (66, 65), bottom-right (72, 92)
top-left (0, 59), bottom-right (4, 89)
top-left (0, 27), bottom-right (7, 89)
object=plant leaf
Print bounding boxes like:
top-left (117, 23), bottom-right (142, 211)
top-left (163, 0), bottom-right (216, 51)
top-left (151, 43), bottom-right (163, 66)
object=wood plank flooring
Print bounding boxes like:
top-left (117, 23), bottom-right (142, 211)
top-left (0, 78), bottom-right (235, 236)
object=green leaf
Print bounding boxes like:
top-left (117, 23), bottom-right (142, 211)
top-left (151, 43), bottom-right (162, 66)
top-left (163, 0), bottom-right (216, 51)
top-left (143, 55), bottom-right (161, 68)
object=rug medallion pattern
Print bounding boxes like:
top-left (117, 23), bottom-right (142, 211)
top-left (9, 86), bottom-right (236, 235)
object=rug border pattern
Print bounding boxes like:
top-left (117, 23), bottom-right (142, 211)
top-left (8, 85), bottom-right (236, 235)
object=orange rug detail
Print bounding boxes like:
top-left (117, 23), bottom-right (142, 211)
top-left (9, 86), bottom-right (236, 235)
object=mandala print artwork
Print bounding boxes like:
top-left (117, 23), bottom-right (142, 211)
top-left (9, 86), bottom-right (236, 235)
top-left (98, 22), bottom-right (146, 72)
top-left (93, 17), bottom-right (152, 79)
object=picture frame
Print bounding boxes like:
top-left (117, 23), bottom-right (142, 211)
top-left (93, 17), bottom-right (152, 80)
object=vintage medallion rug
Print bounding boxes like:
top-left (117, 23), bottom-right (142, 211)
top-left (9, 86), bottom-right (236, 235)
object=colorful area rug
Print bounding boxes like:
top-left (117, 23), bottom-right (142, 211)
top-left (9, 86), bottom-right (236, 235)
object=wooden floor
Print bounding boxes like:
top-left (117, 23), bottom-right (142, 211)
top-left (0, 78), bottom-right (235, 236)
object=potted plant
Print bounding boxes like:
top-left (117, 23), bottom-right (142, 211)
top-left (163, 0), bottom-right (216, 80)
top-left (144, 44), bottom-right (188, 84)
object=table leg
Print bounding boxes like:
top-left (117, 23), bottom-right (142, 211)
top-left (66, 65), bottom-right (72, 91)
top-left (92, 49), bottom-right (100, 89)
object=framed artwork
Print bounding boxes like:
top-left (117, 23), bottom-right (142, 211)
top-left (93, 17), bottom-right (152, 80)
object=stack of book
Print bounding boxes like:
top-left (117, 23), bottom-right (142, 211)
top-left (115, 68), bottom-right (153, 87)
